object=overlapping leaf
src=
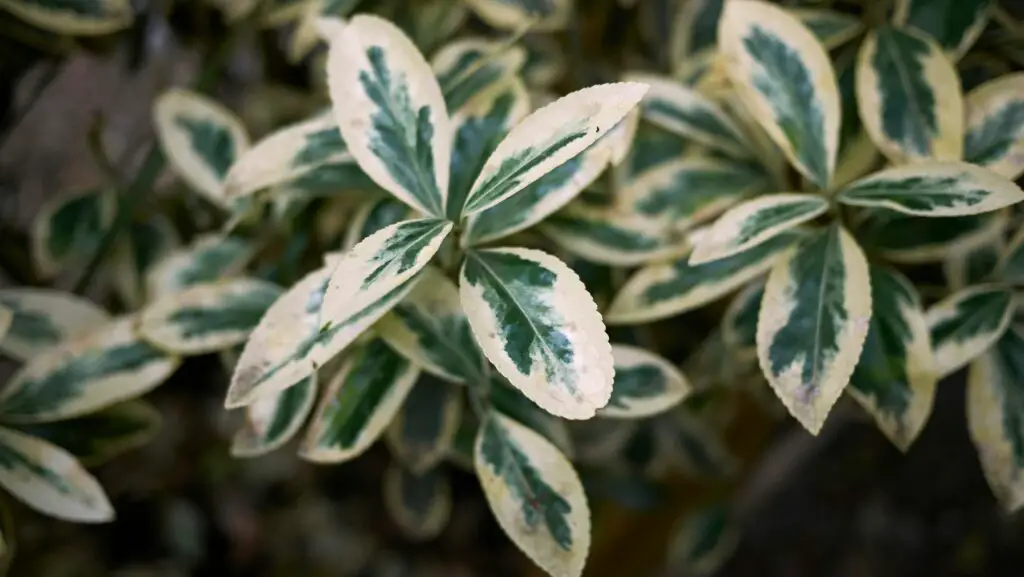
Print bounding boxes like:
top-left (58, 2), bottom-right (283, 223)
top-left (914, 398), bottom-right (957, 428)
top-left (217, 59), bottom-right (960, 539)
top-left (383, 464), bottom-right (453, 541)
top-left (599, 345), bottom-right (692, 419)
top-left (432, 37), bottom-right (527, 113)
top-left (31, 188), bottom-right (115, 278)
top-left (463, 0), bottom-right (572, 31)
top-left (386, 376), bottom-right (462, 473)
top-left (0, 0), bottom-right (132, 35)
top-left (927, 284), bottom-right (1014, 378)
top-left (894, 0), bottom-right (992, 59)
top-left (231, 373), bottom-right (317, 457)
top-left (854, 208), bottom-right (1008, 263)
top-left (791, 8), bottom-right (864, 50)
top-left (0, 289), bottom-right (110, 362)
top-left (144, 234), bottom-right (255, 299)
top-left (964, 73), bottom-right (1024, 180)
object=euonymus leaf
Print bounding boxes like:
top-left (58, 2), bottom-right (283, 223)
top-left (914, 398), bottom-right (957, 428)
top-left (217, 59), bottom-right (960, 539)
top-left (0, 426), bottom-right (113, 523)
top-left (383, 463), bottom-right (453, 541)
top-left (689, 194), bottom-right (828, 265)
top-left (791, 8), bottom-right (864, 51)
top-left (0, 289), bottom-right (110, 362)
top-left (894, 0), bottom-right (992, 59)
top-left (113, 215), bottom-right (182, 308)
top-left (606, 231), bottom-right (798, 325)
top-left (139, 279), bottom-right (282, 355)
top-left (386, 375), bottom-right (462, 473)
top-left (927, 284), bottom-right (1013, 378)
top-left (624, 72), bottom-right (750, 159)
top-left (670, 0), bottom-right (724, 62)
top-left (719, 0), bottom-right (840, 189)
top-left (838, 161), bottom-right (1024, 216)
top-left (720, 281), bottom-right (764, 360)
top-left (490, 376), bottom-right (575, 458)
top-left (475, 412), bottom-right (589, 577)
top-left (378, 267), bottom-right (486, 383)
top-left (231, 373), bottom-right (317, 457)
top-left (944, 241), bottom-right (1002, 290)
top-left (964, 73), bottom-right (1024, 180)
top-left (967, 325), bottom-right (1024, 511)
top-left (625, 122), bottom-right (690, 179)
top-left (402, 0), bottom-right (468, 54)
top-left (463, 0), bottom-right (571, 31)
top-left (664, 503), bottom-right (737, 577)
top-left (31, 188), bottom-right (115, 278)
top-left (326, 14), bottom-right (452, 216)
top-left (848, 266), bottom-right (937, 451)
top-left (856, 25), bottom-right (963, 164)
top-left (154, 88), bottom-right (250, 206)
top-left (343, 197), bottom-right (413, 250)
top-left (757, 225), bottom-right (871, 435)
top-left (660, 411), bottom-right (738, 478)
top-left (300, 338), bottom-right (420, 463)
top-left (599, 344), bottom-right (692, 419)
top-left (321, 218), bottom-right (452, 327)
top-left (1, 317), bottom-right (179, 423)
top-left (144, 234), bottom-right (255, 299)
top-left (432, 37), bottom-right (527, 113)
top-left (460, 248), bottom-right (614, 420)
top-left (854, 208), bottom-right (1007, 263)
top-left (0, 0), bottom-right (132, 35)
top-left (999, 227), bottom-right (1024, 284)
top-left (460, 82), bottom-right (648, 217)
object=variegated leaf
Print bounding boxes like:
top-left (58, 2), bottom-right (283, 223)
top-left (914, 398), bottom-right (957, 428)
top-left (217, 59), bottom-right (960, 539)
top-left (855, 208), bottom-right (1007, 263)
top-left (12, 400), bottom-right (161, 467)
top-left (598, 345), bottom-right (692, 419)
top-left (261, 0), bottom-right (307, 26)
top-left (278, 158), bottom-right (377, 197)
top-left (670, 0), bottom-right (724, 63)
top-left (541, 203), bottom-right (690, 267)
top-left (286, 1), bottom-right (357, 63)
top-left (664, 503), bottom-right (737, 577)
top-left (894, 0), bottom-right (992, 59)
top-left (432, 37), bottom-right (527, 113)
top-left (606, 231), bottom-right (799, 325)
top-left (856, 25), bottom-right (963, 164)
top-left (231, 373), bottom-right (317, 457)
top-left (403, 0), bottom-right (467, 55)
top-left (490, 376), bottom-right (574, 458)
top-left (837, 161), bottom-right (1024, 216)
top-left (964, 73), bottom-right (1024, 180)
top-left (386, 376), bottom-right (462, 473)
top-left (1, 317), bottom-right (179, 423)
top-left (521, 35), bottom-right (566, 89)
top-left (967, 325), bottom-right (1024, 511)
top-left (791, 8), bottom-right (864, 50)
top-left (927, 284), bottom-right (1013, 378)
top-left (624, 72), bottom-right (749, 159)
top-left (721, 280), bottom-right (764, 360)
top-left (321, 218), bottom-right (452, 328)
top-left (343, 197), bottom-right (413, 250)
top-left (757, 225), bottom-right (872, 435)
top-left (300, 339), bottom-right (420, 463)
top-left (475, 412), bottom-right (589, 577)
top-left (944, 241), bottom-right (1001, 290)
top-left (463, 0), bottom-right (571, 31)
top-left (689, 194), bottom-right (828, 265)
top-left (659, 411), bottom-right (738, 478)
top-left (0, 426), bottom-right (113, 523)
top-left (848, 266), bottom-right (937, 451)
top-left (0, 289), bottom-right (110, 362)
top-left (625, 122), bottom-right (691, 178)
top-left (460, 248), bottom-right (613, 420)
top-left (0, 0), bottom-right (132, 35)
top-left (225, 264), bottom-right (420, 408)
top-left (139, 279), bottom-right (282, 355)
top-left (326, 14), bottom-right (451, 216)
top-left (623, 157), bottom-right (774, 231)
top-left (31, 188), bottom-right (115, 278)
top-left (112, 215), bottom-right (182, 307)
top-left (154, 88), bottom-right (250, 206)
top-left (999, 226), bottom-right (1024, 284)
top-left (144, 233), bottom-right (255, 299)
top-left (383, 464), bottom-right (453, 541)
top-left (377, 267), bottom-right (486, 383)
top-left (460, 82), bottom-right (648, 217)
top-left (719, 0), bottom-right (841, 189)
top-left (446, 77), bottom-right (531, 220)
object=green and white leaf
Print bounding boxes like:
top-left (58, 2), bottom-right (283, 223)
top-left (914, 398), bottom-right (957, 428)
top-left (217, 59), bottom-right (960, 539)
top-left (623, 72), bottom-right (749, 159)
top-left (144, 233), bottom-right (255, 299)
top-left (326, 14), bottom-right (451, 216)
top-left (967, 325), bottom-right (1024, 511)
top-left (721, 281), bottom-right (764, 361)
top-left (463, 0), bottom-right (571, 31)
top-left (927, 284), bottom-right (1014, 378)
top-left (300, 339), bottom-right (420, 463)
top-left (403, 0), bottom-right (468, 55)
top-left (0, 0), bottom-right (132, 35)
top-left (343, 196), bottom-right (413, 250)
top-left (757, 225), bottom-right (872, 435)
top-left (0, 289), bottom-right (110, 362)
top-left (944, 241), bottom-right (1002, 290)
top-left (432, 37), bottom-right (528, 113)
top-left (154, 88), bottom-right (250, 206)
top-left (475, 412), bottom-right (589, 577)
top-left (460, 248), bottom-right (614, 420)
top-left (383, 464), bottom-right (453, 541)
top-left (231, 373), bottom-right (317, 457)
top-left (386, 376), bottom-right (462, 473)
top-left (112, 215), bottom-right (182, 308)
top-left (856, 25), bottom-right (964, 164)
top-left (658, 411), bottom-right (738, 478)
top-left (848, 266), bottom-right (937, 451)
top-left (998, 225), bottom-right (1024, 284)
top-left (689, 194), bottom-right (828, 265)
top-left (1, 316), bottom-right (179, 423)
top-left (964, 73), bottom-right (1024, 180)
top-left (893, 0), bottom-right (992, 59)
top-left (625, 122), bottom-right (691, 178)
top-left (664, 503), bottom-right (738, 577)
top-left (139, 279), bottom-right (282, 356)
top-left (460, 82), bottom-right (648, 217)
top-left (490, 376), bottom-right (575, 458)
top-left (791, 8), bottom-right (864, 50)
top-left (669, 0), bottom-right (724, 63)
top-left (0, 426), bottom-right (113, 523)
top-left (31, 188), bottom-right (115, 279)
top-left (719, 0), bottom-right (841, 189)
top-left (606, 231), bottom-right (798, 325)
top-left (837, 161), bottom-right (1024, 217)
top-left (541, 203), bottom-right (690, 267)
top-left (598, 344), bottom-right (692, 419)
top-left (854, 208), bottom-right (1008, 264)
top-left (377, 267), bottom-right (486, 383)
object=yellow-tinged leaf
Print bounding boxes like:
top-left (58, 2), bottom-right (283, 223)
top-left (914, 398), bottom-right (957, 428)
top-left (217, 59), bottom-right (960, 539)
top-left (598, 344), bottom-right (692, 419)
top-left (231, 372), bottom-right (318, 457)
top-left (31, 188), bottom-right (116, 279)
top-left (383, 464), bottom-right (452, 541)
top-left (0, 289), bottom-right (110, 362)
top-left (927, 284), bottom-right (1014, 378)
top-left (964, 72), bottom-right (1024, 180)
